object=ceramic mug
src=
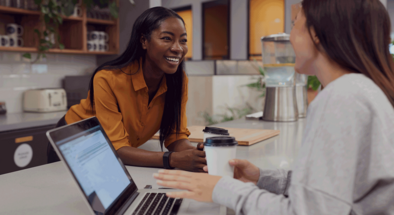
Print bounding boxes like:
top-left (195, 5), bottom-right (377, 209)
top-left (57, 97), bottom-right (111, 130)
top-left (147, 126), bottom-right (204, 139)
top-left (6, 24), bottom-right (23, 36)
top-left (88, 31), bottom-right (100, 41)
top-left (99, 31), bottom-right (109, 42)
top-left (8, 35), bottom-right (23, 47)
top-left (0, 35), bottom-right (10, 47)
top-left (98, 43), bottom-right (108, 52)
top-left (87, 41), bottom-right (97, 52)
top-left (73, 6), bottom-right (82, 17)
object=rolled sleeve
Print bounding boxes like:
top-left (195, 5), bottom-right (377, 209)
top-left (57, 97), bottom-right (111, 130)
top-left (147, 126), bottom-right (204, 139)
top-left (94, 71), bottom-right (130, 150)
top-left (257, 169), bottom-right (292, 196)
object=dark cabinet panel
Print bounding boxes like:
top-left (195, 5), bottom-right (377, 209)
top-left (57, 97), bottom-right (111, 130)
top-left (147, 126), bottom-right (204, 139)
top-left (0, 125), bottom-right (55, 175)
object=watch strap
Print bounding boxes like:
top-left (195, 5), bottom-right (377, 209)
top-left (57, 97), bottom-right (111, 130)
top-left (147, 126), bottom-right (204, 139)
top-left (163, 151), bottom-right (174, 169)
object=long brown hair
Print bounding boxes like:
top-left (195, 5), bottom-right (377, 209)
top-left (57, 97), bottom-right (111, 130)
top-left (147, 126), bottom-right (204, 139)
top-left (302, 0), bottom-right (394, 107)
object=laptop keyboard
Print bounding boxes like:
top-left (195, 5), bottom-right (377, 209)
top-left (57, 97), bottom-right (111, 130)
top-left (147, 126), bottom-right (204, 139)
top-left (132, 193), bottom-right (183, 215)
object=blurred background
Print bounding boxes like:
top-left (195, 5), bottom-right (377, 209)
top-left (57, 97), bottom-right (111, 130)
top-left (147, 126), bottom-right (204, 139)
top-left (0, 0), bottom-right (391, 126)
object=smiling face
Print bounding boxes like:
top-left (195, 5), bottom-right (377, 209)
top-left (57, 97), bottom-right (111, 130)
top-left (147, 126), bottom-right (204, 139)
top-left (141, 17), bottom-right (188, 75)
top-left (290, 9), bottom-right (319, 75)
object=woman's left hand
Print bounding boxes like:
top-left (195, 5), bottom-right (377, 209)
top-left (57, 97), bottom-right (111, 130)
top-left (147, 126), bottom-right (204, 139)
top-left (153, 170), bottom-right (222, 202)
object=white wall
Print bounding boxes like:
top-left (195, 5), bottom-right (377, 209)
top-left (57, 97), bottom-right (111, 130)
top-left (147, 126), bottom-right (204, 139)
top-left (162, 0), bottom-right (216, 60)
top-left (0, 53), bottom-right (96, 113)
top-left (381, 0), bottom-right (387, 7)
top-left (97, 0), bottom-right (150, 65)
top-left (150, 0), bottom-right (162, 8)
top-left (230, 0), bottom-right (248, 59)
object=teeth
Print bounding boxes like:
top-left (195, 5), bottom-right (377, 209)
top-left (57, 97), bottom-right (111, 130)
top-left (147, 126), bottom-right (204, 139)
top-left (166, 57), bottom-right (179, 62)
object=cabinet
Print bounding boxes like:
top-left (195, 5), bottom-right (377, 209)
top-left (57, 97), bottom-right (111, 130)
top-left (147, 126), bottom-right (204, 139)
top-left (0, 4), bottom-right (119, 55)
top-left (0, 124), bottom-right (55, 175)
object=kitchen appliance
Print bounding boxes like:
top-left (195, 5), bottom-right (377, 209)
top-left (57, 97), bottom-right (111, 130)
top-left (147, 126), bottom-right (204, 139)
top-left (295, 73), bottom-right (308, 118)
top-left (261, 33), bottom-right (298, 122)
top-left (23, 88), bottom-right (67, 112)
top-left (0, 101), bottom-right (6, 114)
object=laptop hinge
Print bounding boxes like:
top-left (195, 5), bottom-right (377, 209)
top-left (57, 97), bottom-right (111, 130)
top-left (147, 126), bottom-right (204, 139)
top-left (115, 191), bottom-right (140, 215)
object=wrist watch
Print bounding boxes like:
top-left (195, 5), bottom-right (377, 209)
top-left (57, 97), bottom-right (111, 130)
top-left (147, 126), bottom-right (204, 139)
top-left (163, 151), bottom-right (174, 169)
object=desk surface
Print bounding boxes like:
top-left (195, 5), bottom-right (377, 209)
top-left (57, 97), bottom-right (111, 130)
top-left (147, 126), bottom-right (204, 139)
top-left (0, 111), bottom-right (67, 132)
top-left (0, 118), bottom-right (306, 214)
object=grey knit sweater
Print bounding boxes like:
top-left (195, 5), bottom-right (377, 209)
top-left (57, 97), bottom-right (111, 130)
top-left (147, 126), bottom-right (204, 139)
top-left (212, 74), bottom-right (394, 215)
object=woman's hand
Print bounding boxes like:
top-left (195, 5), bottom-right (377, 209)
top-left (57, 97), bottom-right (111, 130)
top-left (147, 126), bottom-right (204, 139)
top-left (230, 159), bottom-right (260, 184)
top-left (153, 170), bottom-right (221, 202)
top-left (170, 143), bottom-right (206, 172)
top-left (203, 159), bottom-right (260, 184)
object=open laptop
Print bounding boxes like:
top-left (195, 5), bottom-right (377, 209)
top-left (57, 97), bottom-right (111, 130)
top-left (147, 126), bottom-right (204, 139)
top-left (46, 116), bottom-right (224, 215)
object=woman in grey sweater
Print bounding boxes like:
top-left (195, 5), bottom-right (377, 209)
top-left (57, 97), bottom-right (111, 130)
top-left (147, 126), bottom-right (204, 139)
top-left (153, 0), bottom-right (394, 214)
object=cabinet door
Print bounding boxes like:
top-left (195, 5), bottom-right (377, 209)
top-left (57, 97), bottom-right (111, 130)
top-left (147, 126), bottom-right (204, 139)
top-left (0, 125), bottom-right (55, 175)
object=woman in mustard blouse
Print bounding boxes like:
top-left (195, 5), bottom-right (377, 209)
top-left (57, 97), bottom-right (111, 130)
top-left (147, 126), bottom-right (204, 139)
top-left (47, 7), bottom-right (206, 172)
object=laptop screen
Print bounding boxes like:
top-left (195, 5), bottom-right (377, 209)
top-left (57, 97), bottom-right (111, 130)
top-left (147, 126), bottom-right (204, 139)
top-left (54, 123), bottom-right (132, 214)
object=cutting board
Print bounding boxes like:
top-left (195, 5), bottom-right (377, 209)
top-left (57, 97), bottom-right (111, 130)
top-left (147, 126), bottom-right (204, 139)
top-left (152, 126), bottom-right (280, 146)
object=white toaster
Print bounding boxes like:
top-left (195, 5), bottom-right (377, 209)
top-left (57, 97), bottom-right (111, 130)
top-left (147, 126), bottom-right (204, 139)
top-left (23, 89), bottom-right (67, 112)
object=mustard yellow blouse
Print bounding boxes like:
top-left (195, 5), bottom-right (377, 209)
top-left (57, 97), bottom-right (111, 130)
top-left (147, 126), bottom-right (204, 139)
top-left (65, 61), bottom-right (190, 150)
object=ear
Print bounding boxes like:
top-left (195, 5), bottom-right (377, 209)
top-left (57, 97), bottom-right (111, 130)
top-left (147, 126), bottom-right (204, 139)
top-left (140, 34), bottom-right (147, 50)
top-left (309, 27), bottom-right (320, 45)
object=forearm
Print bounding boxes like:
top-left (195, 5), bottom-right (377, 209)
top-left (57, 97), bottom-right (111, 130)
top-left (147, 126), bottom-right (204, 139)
top-left (167, 139), bottom-right (195, 152)
top-left (213, 177), bottom-right (294, 215)
top-left (117, 146), bottom-right (165, 167)
top-left (257, 169), bottom-right (292, 196)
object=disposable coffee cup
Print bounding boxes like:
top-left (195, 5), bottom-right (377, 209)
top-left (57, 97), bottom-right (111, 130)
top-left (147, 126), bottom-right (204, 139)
top-left (202, 126), bottom-right (229, 142)
top-left (204, 136), bottom-right (238, 177)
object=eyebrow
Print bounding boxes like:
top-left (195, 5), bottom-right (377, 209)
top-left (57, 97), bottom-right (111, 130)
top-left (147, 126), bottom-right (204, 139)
top-left (161, 31), bottom-right (187, 37)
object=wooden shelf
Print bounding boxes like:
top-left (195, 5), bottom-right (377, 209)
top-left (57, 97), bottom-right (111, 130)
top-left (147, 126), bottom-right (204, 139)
top-left (0, 47), bottom-right (36, 52)
top-left (0, 47), bottom-right (117, 55)
top-left (0, 1), bottom-right (119, 56)
top-left (86, 18), bottom-right (116, 25)
top-left (62, 16), bottom-right (83, 21)
top-left (0, 6), bottom-right (40, 15)
top-left (86, 51), bottom-right (118, 55)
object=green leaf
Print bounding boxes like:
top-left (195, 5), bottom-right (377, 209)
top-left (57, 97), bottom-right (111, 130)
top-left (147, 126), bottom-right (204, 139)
top-left (307, 75), bottom-right (321, 91)
top-left (34, 29), bottom-right (41, 37)
top-left (59, 43), bottom-right (65, 50)
top-left (258, 66), bottom-right (265, 76)
top-left (44, 14), bottom-right (50, 23)
top-left (109, 1), bottom-right (119, 18)
top-left (43, 31), bottom-right (48, 37)
top-left (57, 15), bottom-right (63, 24)
top-left (40, 39), bottom-right (49, 44)
top-left (22, 53), bottom-right (32, 59)
top-left (42, 54), bottom-right (47, 58)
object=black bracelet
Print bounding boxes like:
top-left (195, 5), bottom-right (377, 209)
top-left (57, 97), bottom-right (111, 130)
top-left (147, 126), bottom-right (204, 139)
top-left (163, 151), bottom-right (174, 169)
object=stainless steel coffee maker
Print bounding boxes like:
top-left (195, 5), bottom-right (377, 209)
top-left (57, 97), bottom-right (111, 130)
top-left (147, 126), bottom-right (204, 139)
top-left (261, 33), bottom-right (307, 121)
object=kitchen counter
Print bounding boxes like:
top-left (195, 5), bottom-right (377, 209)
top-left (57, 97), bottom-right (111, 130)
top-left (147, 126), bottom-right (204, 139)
top-left (0, 117), bottom-right (308, 214)
top-left (0, 111), bottom-right (67, 133)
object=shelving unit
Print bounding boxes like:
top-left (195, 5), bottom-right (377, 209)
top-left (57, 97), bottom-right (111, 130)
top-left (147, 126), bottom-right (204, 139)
top-left (0, 4), bottom-right (119, 55)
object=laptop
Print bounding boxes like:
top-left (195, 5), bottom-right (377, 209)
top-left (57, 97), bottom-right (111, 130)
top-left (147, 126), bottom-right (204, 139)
top-left (46, 116), bottom-right (224, 215)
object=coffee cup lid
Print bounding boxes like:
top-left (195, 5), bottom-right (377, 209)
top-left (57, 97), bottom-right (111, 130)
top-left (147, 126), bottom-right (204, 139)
top-left (204, 136), bottom-right (238, 147)
top-left (202, 127), bottom-right (229, 135)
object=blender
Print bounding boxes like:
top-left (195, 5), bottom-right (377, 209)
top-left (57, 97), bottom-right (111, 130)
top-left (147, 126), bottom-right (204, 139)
top-left (261, 33), bottom-right (299, 122)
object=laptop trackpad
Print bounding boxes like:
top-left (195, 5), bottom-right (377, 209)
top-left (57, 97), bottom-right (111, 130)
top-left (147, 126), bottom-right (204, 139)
top-left (179, 199), bottom-right (224, 215)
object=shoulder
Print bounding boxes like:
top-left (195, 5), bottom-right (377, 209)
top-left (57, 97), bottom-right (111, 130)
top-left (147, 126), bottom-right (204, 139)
top-left (313, 74), bottom-right (386, 109)
top-left (94, 65), bottom-right (133, 84)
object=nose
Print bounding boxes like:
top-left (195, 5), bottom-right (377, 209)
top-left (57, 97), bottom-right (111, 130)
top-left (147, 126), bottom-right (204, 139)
top-left (170, 41), bottom-right (182, 54)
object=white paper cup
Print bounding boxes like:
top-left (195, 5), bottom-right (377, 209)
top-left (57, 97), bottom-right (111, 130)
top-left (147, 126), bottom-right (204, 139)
top-left (204, 136), bottom-right (237, 177)
top-left (202, 126), bottom-right (229, 142)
